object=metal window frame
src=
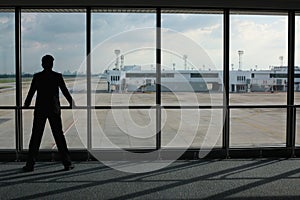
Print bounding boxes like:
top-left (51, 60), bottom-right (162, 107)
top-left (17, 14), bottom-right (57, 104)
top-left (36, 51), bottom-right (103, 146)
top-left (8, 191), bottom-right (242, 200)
top-left (0, 6), bottom-right (298, 160)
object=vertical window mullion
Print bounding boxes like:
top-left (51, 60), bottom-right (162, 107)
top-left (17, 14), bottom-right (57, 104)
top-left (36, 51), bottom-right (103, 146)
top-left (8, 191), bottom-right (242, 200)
top-left (287, 10), bottom-right (295, 154)
top-left (156, 8), bottom-right (161, 150)
top-left (15, 7), bottom-right (22, 158)
top-left (87, 7), bottom-right (92, 156)
top-left (223, 9), bottom-right (230, 157)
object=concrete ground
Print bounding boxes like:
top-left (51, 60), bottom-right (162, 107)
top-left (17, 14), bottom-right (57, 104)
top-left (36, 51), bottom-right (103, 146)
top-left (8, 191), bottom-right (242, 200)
top-left (1, 159), bottom-right (300, 199)
top-left (0, 78), bottom-right (300, 150)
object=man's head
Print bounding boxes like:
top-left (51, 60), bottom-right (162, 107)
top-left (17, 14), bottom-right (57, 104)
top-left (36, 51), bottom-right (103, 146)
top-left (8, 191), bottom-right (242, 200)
top-left (41, 54), bottom-right (54, 70)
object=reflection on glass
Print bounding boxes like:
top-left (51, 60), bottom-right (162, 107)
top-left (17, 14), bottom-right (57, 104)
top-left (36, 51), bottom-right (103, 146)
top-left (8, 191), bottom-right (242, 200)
top-left (23, 110), bottom-right (86, 149)
top-left (91, 12), bottom-right (156, 106)
top-left (0, 11), bottom-right (15, 106)
top-left (92, 109), bottom-right (156, 149)
top-left (0, 110), bottom-right (15, 149)
top-left (161, 13), bottom-right (223, 106)
top-left (162, 109), bottom-right (222, 148)
top-left (21, 11), bottom-right (86, 106)
top-left (230, 13), bottom-right (288, 105)
top-left (230, 108), bottom-right (286, 147)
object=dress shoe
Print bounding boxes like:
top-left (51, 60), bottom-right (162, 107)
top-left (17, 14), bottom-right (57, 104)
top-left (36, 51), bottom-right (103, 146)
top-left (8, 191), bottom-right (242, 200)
top-left (22, 165), bottom-right (34, 172)
top-left (64, 164), bottom-right (75, 171)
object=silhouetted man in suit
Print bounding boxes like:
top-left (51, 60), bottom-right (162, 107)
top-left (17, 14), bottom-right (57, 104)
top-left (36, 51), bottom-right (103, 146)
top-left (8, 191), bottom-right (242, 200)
top-left (23, 55), bottom-right (75, 172)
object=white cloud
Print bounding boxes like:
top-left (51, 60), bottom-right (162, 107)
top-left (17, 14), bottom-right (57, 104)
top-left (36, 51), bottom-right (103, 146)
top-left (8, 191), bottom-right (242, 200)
top-left (0, 12), bottom-right (295, 73)
top-left (185, 24), bottom-right (221, 37)
top-left (231, 16), bottom-right (288, 69)
top-left (180, 23), bottom-right (223, 69)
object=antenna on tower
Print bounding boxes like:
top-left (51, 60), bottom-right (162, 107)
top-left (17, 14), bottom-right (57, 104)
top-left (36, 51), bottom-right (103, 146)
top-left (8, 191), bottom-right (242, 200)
top-left (238, 50), bottom-right (244, 71)
top-left (114, 49), bottom-right (121, 70)
top-left (183, 55), bottom-right (188, 70)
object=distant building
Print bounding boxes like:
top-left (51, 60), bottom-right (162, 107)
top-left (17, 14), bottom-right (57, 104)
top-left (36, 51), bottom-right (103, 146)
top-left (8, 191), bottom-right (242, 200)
top-left (105, 66), bottom-right (300, 93)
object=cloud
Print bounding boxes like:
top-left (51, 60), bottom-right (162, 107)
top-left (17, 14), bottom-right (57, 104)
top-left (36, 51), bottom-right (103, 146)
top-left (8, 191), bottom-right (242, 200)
top-left (0, 11), bottom-right (296, 73)
top-left (21, 13), bottom-right (86, 73)
top-left (0, 13), bottom-right (14, 41)
top-left (156, 14), bottom-right (224, 69)
top-left (21, 12), bottom-right (157, 73)
top-left (162, 14), bottom-right (222, 32)
top-left (164, 17), bottom-right (223, 69)
top-left (230, 15), bottom-right (288, 69)
top-left (92, 13), bottom-right (155, 46)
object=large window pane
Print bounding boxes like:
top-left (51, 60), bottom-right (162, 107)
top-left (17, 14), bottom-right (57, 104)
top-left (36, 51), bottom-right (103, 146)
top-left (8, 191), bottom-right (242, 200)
top-left (0, 10), bottom-right (15, 106)
top-left (92, 109), bottom-right (156, 149)
top-left (295, 15), bottom-right (300, 104)
top-left (230, 108), bottom-right (286, 147)
top-left (161, 11), bottom-right (223, 106)
top-left (230, 12), bottom-right (288, 105)
top-left (162, 109), bottom-right (222, 148)
top-left (91, 11), bottom-right (156, 106)
top-left (21, 10), bottom-right (86, 106)
top-left (0, 110), bottom-right (15, 149)
top-left (23, 110), bottom-right (86, 149)
top-left (295, 109), bottom-right (300, 146)
top-left (296, 7), bottom-right (300, 150)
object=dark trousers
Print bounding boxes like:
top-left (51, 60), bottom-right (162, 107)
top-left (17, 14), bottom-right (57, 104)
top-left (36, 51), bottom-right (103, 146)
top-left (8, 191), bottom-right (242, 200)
top-left (26, 111), bottom-right (72, 167)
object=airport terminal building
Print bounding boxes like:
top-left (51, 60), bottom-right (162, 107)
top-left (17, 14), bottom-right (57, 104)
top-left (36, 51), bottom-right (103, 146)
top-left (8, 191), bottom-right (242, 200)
top-left (106, 66), bottom-right (300, 93)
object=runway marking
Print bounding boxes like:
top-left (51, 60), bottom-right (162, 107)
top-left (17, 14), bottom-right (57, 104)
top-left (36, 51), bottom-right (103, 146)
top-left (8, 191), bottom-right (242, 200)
top-left (51, 118), bottom-right (78, 150)
top-left (0, 118), bottom-right (10, 125)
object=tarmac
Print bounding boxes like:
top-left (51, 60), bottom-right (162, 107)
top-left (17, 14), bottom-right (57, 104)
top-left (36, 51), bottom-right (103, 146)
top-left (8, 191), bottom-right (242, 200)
top-left (0, 78), bottom-right (299, 150)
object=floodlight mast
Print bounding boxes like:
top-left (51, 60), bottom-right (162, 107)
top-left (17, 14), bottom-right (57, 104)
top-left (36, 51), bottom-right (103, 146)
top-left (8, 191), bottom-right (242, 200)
top-left (114, 49), bottom-right (121, 70)
top-left (120, 55), bottom-right (124, 70)
top-left (238, 50), bottom-right (244, 71)
top-left (279, 56), bottom-right (283, 67)
top-left (183, 54), bottom-right (188, 70)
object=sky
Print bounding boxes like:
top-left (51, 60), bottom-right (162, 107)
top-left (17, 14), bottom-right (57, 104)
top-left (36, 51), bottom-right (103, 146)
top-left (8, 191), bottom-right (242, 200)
top-left (0, 11), bottom-right (298, 74)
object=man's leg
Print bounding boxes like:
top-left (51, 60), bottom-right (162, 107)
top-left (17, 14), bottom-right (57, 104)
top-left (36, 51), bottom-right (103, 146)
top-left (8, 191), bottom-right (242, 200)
top-left (26, 113), bottom-right (47, 167)
top-left (48, 113), bottom-right (72, 167)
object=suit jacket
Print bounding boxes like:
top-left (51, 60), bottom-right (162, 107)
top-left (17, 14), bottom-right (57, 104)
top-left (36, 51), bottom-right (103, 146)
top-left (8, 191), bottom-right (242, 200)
top-left (24, 69), bottom-right (74, 114)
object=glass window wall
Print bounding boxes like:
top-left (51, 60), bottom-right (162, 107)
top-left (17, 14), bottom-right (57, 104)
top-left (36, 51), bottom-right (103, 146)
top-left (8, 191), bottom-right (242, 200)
top-left (92, 109), bottom-right (156, 149)
top-left (21, 10), bottom-right (86, 107)
top-left (230, 12), bottom-right (288, 105)
top-left (23, 110), bottom-right (86, 149)
top-left (0, 10), bottom-right (15, 106)
top-left (91, 10), bottom-right (156, 106)
top-left (162, 109), bottom-right (222, 148)
top-left (161, 11), bottom-right (223, 106)
top-left (230, 108), bottom-right (286, 147)
top-left (0, 110), bottom-right (15, 149)
top-left (0, 8), bottom-right (298, 155)
top-left (295, 14), bottom-right (300, 104)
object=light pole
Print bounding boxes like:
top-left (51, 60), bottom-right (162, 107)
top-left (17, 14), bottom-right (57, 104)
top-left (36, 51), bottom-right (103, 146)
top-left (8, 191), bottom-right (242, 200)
top-left (279, 56), bottom-right (283, 67)
top-left (238, 50), bottom-right (244, 71)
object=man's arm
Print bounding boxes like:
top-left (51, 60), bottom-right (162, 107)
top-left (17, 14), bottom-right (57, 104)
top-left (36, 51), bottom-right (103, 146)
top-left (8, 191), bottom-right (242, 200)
top-left (24, 75), bottom-right (37, 107)
top-left (59, 74), bottom-right (75, 107)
